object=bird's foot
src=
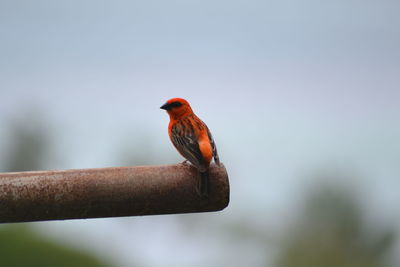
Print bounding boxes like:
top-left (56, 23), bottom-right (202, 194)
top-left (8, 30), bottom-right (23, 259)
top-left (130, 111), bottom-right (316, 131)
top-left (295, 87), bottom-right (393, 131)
top-left (181, 160), bottom-right (191, 166)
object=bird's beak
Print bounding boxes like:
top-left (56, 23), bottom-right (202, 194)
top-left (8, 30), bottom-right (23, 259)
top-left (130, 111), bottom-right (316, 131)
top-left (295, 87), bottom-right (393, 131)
top-left (160, 102), bottom-right (170, 110)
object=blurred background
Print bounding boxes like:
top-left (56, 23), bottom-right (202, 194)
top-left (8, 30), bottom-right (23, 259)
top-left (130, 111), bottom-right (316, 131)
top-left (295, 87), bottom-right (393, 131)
top-left (1, 0), bottom-right (399, 266)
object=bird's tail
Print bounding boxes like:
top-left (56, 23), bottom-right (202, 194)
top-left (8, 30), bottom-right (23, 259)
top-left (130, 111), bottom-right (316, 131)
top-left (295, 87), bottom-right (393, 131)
top-left (197, 171), bottom-right (209, 197)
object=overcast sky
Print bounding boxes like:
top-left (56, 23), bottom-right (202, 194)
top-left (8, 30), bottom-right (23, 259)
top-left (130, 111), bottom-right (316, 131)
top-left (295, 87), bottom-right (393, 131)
top-left (1, 1), bottom-right (400, 266)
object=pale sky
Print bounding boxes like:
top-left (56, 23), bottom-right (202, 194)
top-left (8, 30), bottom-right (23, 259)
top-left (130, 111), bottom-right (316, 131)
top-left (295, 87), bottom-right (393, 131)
top-left (1, 1), bottom-right (400, 266)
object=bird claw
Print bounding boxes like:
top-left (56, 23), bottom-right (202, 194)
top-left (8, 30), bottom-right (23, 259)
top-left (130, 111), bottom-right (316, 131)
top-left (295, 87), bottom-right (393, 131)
top-left (181, 160), bottom-right (191, 166)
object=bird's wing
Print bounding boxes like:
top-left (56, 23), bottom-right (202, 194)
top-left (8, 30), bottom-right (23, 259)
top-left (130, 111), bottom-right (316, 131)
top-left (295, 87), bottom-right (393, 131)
top-left (171, 123), bottom-right (207, 171)
top-left (207, 128), bottom-right (220, 165)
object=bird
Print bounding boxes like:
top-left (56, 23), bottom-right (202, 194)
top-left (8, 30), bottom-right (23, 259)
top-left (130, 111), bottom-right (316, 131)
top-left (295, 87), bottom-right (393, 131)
top-left (160, 98), bottom-right (220, 197)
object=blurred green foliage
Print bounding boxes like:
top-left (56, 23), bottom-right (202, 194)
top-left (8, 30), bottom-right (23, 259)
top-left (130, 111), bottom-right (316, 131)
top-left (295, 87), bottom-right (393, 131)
top-left (0, 225), bottom-right (108, 267)
top-left (275, 185), bottom-right (395, 267)
top-left (2, 114), bottom-right (52, 172)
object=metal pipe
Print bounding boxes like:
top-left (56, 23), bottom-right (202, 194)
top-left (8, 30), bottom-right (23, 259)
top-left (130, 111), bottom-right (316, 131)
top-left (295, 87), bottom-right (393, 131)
top-left (0, 163), bottom-right (229, 223)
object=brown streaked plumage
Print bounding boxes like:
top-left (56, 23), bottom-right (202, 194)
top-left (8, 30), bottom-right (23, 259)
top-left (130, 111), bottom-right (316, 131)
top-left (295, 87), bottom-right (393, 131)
top-left (160, 98), bottom-right (220, 196)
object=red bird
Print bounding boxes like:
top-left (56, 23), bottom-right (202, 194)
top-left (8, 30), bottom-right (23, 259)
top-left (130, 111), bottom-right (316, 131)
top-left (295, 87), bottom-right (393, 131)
top-left (160, 98), bottom-right (220, 196)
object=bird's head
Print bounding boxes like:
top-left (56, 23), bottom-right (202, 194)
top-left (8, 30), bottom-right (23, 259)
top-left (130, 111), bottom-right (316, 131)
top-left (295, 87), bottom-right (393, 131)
top-left (160, 98), bottom-right (193, 119)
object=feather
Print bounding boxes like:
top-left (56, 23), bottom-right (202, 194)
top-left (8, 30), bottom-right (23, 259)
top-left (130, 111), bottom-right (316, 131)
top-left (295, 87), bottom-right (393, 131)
top-left (170, 119), bottom-right (208, 172)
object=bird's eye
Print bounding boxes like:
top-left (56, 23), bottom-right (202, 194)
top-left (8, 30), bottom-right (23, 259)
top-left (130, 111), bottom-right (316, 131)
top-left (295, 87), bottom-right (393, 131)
top-left (169, 101), bottom-right (183, 108)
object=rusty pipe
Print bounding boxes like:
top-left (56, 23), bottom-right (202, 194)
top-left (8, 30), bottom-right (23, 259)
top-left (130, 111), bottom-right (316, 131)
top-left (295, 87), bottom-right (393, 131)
top-left (0, 163), bottom-right (229, 223)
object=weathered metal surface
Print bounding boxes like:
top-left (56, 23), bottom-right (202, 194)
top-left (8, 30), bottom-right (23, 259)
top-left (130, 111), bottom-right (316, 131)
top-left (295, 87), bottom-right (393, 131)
top-left (0, 163), bottom-right (229, 223)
